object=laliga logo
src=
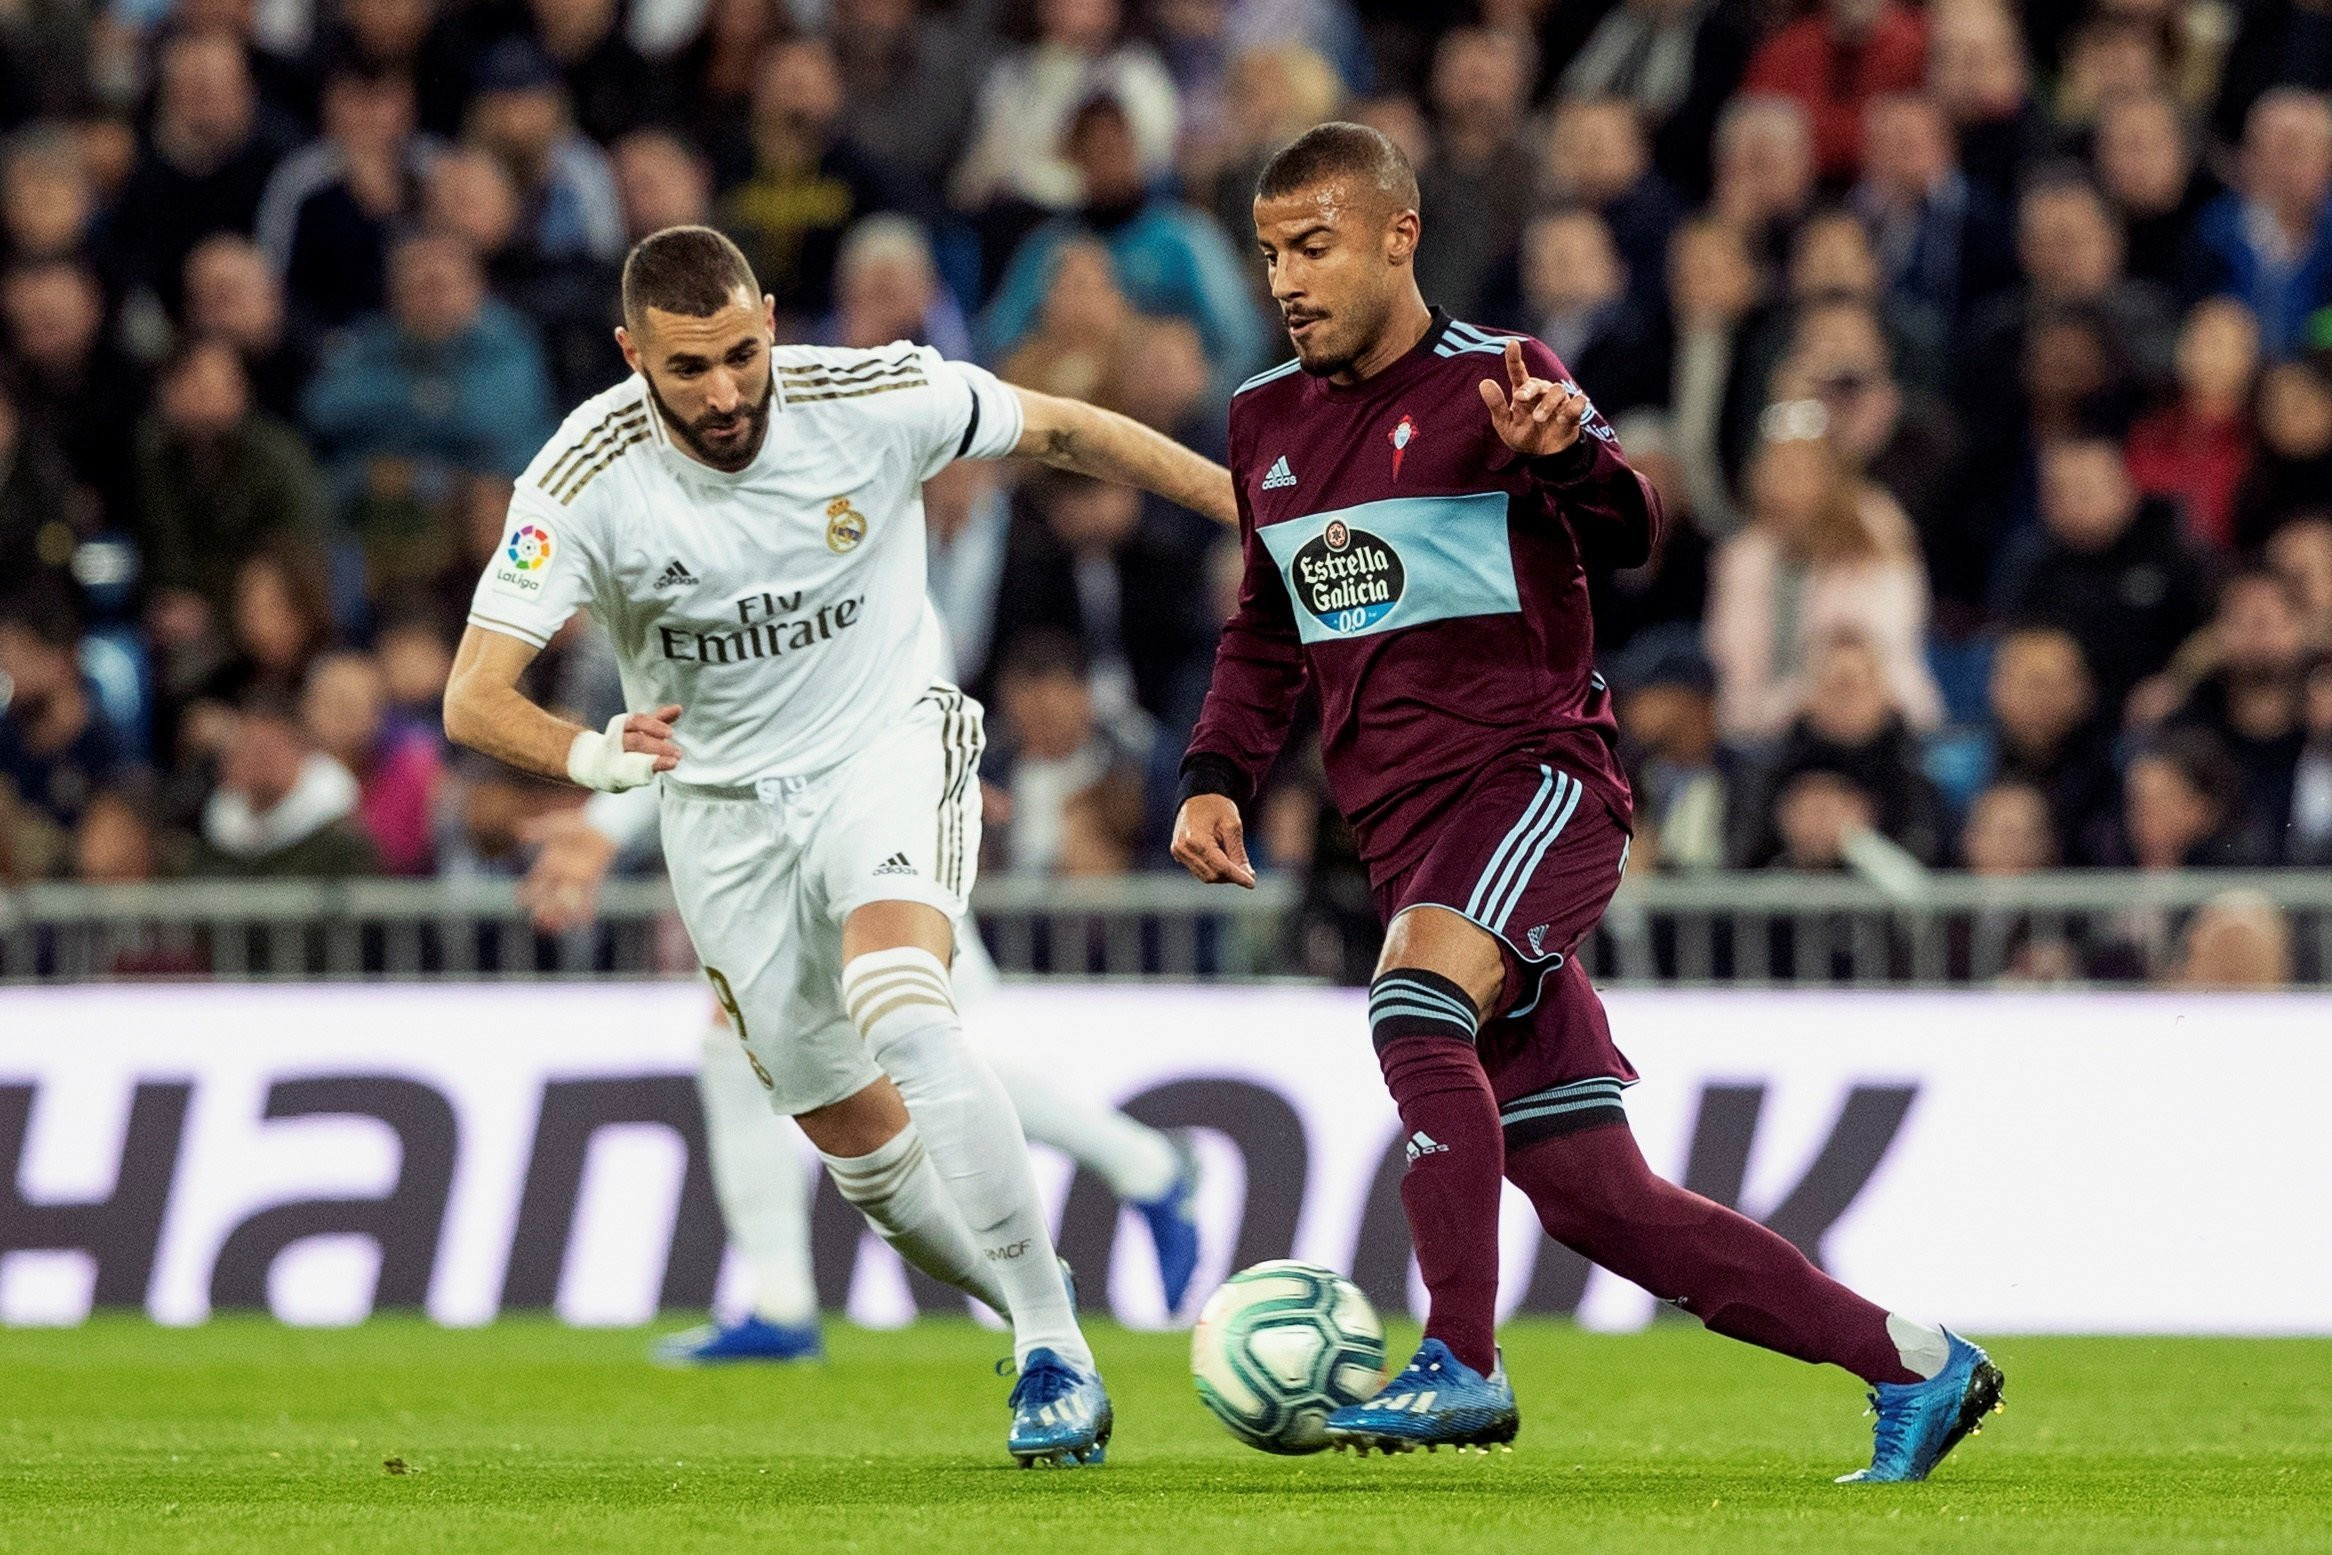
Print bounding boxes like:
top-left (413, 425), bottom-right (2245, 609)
top-left (505, 524), bottom-right (554, 571)
top-left (493, 523), bottom-right (555, 596)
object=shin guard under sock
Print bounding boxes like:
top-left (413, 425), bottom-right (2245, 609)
top-left (1371, 968), bottom-right (1501, 1375)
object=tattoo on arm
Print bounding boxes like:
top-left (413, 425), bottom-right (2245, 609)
top-left (1012, 386), bottom-right (1235, 525)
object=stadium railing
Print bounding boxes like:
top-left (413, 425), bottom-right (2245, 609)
top-left (6, 870), bottom-right (2332, 985)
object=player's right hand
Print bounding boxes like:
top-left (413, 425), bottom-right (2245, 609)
top-left (565, 705), bottom-right (684, 791)
top-left (516, 808), bottom-right (620, 933)
top-left (1172, 795), bottom-right (1257, 889)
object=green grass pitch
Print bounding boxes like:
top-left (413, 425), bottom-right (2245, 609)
top-left (2, 1317), bottom-right (2327, 1554)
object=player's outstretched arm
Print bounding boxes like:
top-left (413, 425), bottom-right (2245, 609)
top-left (445, 624), bottom-right (684, 790)
top-left (1009, 386), bottom-right (1238, 527)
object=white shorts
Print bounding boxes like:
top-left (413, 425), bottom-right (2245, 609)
top-left (660, 684), bottom-right (985, 1115)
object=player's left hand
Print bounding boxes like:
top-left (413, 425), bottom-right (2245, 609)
top-left (1171, 795), bottom-right (1257, 889)
top-left (516, 807), bottom-right (619, 934)
top-left (1479, 338), bottom-right (1589, 458)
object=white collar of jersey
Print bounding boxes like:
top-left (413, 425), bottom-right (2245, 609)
top-left (641, 371), bottom-right (786, 488)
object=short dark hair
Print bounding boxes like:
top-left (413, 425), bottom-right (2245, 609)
top-left (2017, 158), bottom-right (2107, 211)
top-left (621, 225), bottom-right (758, 331)
top-left (999, 628), bottom-right (1090, 685)
top-left (1255, 121), bottom-right (1419, 212)
top-left (236, 684), bottom-right (305, 728)
top-left (0, 590), bottom-right (80, 651)
top-left (2141, 725), bottom-right (2243, 811)
top-left (323, 56), bottom-right (412, 94)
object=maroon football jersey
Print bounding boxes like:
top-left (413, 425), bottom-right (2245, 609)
top-left (1182, 310), bottom-right (1664, 882)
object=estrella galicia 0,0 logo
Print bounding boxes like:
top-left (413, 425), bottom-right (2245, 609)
top-left (1291, 519), bottom-right (1404, 634)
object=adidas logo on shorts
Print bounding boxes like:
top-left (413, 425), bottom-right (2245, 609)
top-left (654, 559), bottom-right (700, 589)
top-left (873, 853), bottom-right (916, 877)
top-left (1261, 455), bottom-right (1297, 490)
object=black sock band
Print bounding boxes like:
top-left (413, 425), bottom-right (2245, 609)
top-left (1368, 969), bottom-right (1481, 1052)
top-left (1499, 1076), bottom-right (1629, 1149)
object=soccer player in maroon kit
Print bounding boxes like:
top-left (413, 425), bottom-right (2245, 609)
top-left (1173, 124), bottom-right (2003, 1480)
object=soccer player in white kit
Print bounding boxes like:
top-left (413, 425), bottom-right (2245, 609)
top-left (442, 226), bottom-right (1236, 1466)
top-left (516, 785), bottom-right (1205, 1366)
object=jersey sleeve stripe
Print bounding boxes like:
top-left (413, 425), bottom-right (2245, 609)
top-left (1233, 359), bottom-right (1303, 396)
top-left (778, 358), bottom-right (925, 386)
top-left (1451, 320), bottom-right (1521, 343)
top-left (776, 345), bottom-right (919, 372)
top-left (785, 376), bottom-right (929, 404)
top-left (953, 391), bottom-right (983, 460)
top-left (776, 351), bottom-right (921, 384)
top-left (541, 408), bottom-right (648, 492)
top-left (543, 410), bottom-right (652, 496)
top-left (1433, 321), bottom-right (1510, 359)
top-left (555, 429), bottom-right (650, 503)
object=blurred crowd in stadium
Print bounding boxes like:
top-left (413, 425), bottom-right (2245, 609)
top-left (3, 0), bottom-right (2332, 935)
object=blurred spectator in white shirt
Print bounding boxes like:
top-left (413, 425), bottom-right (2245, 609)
top-left (951, 0), bottom-right (1179, 213)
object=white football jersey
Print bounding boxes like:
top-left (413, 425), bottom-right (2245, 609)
top-left (467, 343), bottom-right (1024, 785)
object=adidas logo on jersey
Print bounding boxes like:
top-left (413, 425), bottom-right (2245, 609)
top-left (1405, 1130), bottom-right (1448, 1163)
top-left (873, 853), bottom-right (916, 876)
top-left (1261, 455), bottom-right (1297, 490)
top-left (654, 559), bottom-right (700, 589)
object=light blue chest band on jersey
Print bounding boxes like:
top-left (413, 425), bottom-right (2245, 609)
top-left (1256, 490), bottom-right (1519, 645)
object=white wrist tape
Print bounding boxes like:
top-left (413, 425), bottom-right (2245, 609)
top-left (566, 713), bottom-right (660, 793)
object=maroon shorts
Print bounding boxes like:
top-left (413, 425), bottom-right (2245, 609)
top-left (1370, 757), bottom-right (1638, 1146)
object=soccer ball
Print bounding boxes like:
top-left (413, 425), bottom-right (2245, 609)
top-left (1190, 1260), bottom-right (1387, 1454)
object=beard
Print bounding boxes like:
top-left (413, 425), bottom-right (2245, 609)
top-left (1288, 290), bottom-right (1390, 380)
top-left (1292, 332), bottom-right (1356, 378)
top-left (646, 372), bottom-right (775, 472)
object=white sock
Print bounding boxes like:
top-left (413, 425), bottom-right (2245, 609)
top-left (1887, 1313), bottom-right (1951, 1380)
top-left (695, 1019), bottom-right (818, 1327)
top-left (845, 946), bottom-right (1091, 1371)
top-left (985, 1054), bottom-right (1180, 1202)
top-left (817, 1120), bottom-right (1008, 1316)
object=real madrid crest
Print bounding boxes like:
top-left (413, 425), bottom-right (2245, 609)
top-left (825, 496), bottom-right (868, 553)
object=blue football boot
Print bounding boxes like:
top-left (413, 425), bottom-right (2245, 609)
top-left (1324, 1338), bottom-right (1520, 1455)
top-left (1130, 1132), bottom-right (1202, 1314)
top-left (651, 1315), bottom-right (823, 1366)
top-left (1837, 1331), bottom-right (2005, 1483)
top-left (1006, 1347), bottom-right (1113, 1467)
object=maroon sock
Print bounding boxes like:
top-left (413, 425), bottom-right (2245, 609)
top-left (1370, 968), bottom-right (1504, 1376)
top-left (1505, 1121), bottom-right (1917, 1385)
